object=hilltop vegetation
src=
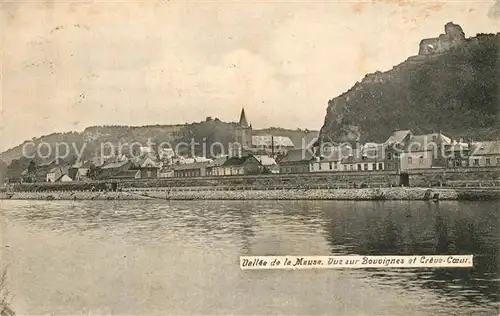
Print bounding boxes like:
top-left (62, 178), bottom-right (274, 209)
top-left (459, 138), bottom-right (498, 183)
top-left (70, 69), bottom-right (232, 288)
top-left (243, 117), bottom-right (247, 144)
top-left (320, 24), bottom-right (500, 143)
top-left (0, 117), bottom-right (317, 179)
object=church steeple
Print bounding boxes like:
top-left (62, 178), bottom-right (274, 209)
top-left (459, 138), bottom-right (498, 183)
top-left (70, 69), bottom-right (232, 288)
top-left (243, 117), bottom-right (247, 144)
top-left (239, 107), bottom-right (249, 128)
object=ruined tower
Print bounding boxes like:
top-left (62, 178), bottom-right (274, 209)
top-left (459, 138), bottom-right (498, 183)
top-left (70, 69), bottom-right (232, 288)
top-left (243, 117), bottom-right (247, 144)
top-left (418, 22), bottom-right (466, 55)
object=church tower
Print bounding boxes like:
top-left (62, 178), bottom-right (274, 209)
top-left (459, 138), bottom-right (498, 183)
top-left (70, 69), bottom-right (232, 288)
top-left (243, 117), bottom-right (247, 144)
top-left (239, 108), bottom-right (249, 128)
top-left (235, 107), bottom-right (252, 154)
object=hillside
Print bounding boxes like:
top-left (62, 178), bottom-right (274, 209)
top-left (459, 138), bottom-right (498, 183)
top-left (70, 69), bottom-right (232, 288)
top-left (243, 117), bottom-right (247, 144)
top-left (0, 117), bottom-right (317, 174)
top-left (319, 22), bottom-right (500, 144)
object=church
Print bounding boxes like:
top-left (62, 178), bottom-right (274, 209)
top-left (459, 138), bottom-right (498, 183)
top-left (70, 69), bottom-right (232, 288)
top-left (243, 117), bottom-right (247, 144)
top-left (236, 108), bottom-right (253, 150)
top-left (233, 108), bottom-right (295, 156)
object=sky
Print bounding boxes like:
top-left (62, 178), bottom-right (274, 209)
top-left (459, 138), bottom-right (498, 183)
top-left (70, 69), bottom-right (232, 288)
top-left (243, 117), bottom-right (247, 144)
top-left (1, 0), bottom-right (499, 151)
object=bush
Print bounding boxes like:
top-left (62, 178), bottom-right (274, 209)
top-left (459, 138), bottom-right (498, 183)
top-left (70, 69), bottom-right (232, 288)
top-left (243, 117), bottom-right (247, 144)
top-left (0, 269), bottom-right (14, 316)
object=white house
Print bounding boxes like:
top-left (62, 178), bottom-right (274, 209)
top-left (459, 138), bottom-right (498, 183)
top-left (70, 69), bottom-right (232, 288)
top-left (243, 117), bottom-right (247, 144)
top-left (469, 140), bottom-right (500, 167)
top-left (46, 166), bottom-right (69, 182)
top-left (340, 144), bottom-right (386, 172)
top-left (310, 145), bottom-right (352, 172)
top-left (46, 168), bottom-right (58, 182)
top-left (206, 156), bottom-right (228, 176)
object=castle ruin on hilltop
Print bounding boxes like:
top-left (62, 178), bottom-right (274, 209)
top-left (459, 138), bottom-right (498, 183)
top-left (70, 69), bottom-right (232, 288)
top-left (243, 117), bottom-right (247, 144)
top-left (419, 22), bottom-right (466, 55)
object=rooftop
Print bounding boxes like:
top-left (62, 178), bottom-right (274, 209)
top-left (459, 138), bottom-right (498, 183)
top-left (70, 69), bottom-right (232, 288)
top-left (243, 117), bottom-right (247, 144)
top-left (384, 130), bottom-right (412, 145)
top-left (253, 155), bottom-right (277, 166)
top-left (403, 133), bottom-right (452, 151)
top-left (252, 135), bottom-right (295, 148)
top-left (222, 155), bottom-right (260, 167)
top-left (48, 166), bottom-right (70, 174)
top-left (318, 145), bottom-right (353, 162)
top-left (101, 159), bottom-right (130, 169)
top-left (207, 156), bottom-right (228, 168)
top-left (109, 170), bottom-right (140, 179)
top-left (279, 149), bottom-right (314, 163)
top-left (470, 140), bottom-right (500, 156)
top-left (342, 146), bottom-right (385, 163)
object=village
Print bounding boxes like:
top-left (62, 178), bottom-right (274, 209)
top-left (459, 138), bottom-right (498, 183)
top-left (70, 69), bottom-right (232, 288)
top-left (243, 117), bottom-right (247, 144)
top-left (6, 108), bottom-right (500, 186)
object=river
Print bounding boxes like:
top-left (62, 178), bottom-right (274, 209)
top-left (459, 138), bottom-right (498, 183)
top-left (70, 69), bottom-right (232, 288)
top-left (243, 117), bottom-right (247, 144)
top-left (0, 200), bottom-right (498, 315)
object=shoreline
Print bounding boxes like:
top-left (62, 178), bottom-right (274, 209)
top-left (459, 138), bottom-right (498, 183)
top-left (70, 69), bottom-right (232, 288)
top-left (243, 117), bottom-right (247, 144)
top-left (1, 187), bottom-right (499, 201)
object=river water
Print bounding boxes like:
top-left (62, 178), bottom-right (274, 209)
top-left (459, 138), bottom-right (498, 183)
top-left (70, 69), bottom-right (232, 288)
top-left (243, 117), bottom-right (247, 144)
top-left (0, 200), bottom-right (498, 315)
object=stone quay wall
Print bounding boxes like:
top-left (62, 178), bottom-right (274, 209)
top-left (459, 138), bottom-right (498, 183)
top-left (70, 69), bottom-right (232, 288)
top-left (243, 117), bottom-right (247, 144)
top-left (120, 171), bottom-right (402, 189)
top-left (407, 167), bottom-right (500, 187)
top-left (4, 167), bottom-right (500, 194)
top-left (0, 191), bottom-right (151, 200)
top-left (2, 187), bottom-right (499, 201)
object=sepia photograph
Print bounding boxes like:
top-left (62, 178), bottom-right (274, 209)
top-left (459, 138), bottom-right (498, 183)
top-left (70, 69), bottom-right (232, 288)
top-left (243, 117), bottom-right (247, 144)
top-left (0, 0), bottom-right (499, 315)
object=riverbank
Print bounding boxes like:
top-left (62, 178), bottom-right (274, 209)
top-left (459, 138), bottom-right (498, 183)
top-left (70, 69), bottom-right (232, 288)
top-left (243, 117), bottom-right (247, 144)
top-left (0, 191), bottom-right (152, 200)
top-left (1, 187), bottom-right (499, 201)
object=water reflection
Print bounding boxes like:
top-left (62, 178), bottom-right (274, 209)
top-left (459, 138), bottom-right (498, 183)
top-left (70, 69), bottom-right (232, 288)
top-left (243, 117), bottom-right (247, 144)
top-left (322, 201), bottom-right (499, 312)
top-left (0, 200), bottom-right (498, 315)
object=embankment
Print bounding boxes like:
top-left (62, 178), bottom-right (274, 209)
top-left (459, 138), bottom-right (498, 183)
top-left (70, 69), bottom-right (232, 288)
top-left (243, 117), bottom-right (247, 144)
top-left (1, 187), bottom-right (499, 201)
top-left (0, 191), bottom-right (151, 200)
top-left (8, 167), bottom-right (500, 192)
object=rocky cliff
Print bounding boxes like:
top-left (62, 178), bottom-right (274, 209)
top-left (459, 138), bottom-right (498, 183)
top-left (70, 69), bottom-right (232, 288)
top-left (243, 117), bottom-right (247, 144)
top-left (320, 23), bottom-right (500, 144)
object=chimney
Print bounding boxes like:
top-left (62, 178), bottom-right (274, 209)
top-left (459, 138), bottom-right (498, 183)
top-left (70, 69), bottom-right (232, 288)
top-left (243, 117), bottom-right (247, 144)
top-left (271, 136), bottom-right (275, 157)
top-left (318, 137), bottom-right (323, 159)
